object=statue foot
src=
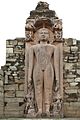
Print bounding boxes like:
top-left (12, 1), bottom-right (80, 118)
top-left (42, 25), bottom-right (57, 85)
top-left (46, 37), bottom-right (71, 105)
top-left (36, 111), bottom-right (42, 117)
top-left (46, 111), bottom-right (50, 117)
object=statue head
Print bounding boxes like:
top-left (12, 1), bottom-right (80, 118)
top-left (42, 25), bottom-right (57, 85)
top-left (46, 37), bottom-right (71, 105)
top-left (38, 28), bottom-right (49, 42)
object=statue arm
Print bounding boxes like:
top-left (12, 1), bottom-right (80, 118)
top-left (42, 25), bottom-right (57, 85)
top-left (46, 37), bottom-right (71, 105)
top-left (28, 47), bottom-right (34, 83)
top-left (54, 46), bottom-right (60, 91)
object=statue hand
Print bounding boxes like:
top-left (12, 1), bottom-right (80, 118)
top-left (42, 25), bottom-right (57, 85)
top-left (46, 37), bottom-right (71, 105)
top-left (28, 77), bottom-right (32, 83)
top-left (55, 80), bottom-right (59, 92)
top-left (28, 78), bottom-right (33, 89)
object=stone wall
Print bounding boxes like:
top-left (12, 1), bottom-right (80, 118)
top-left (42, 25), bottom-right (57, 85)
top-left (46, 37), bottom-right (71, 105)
top-left (0, 38), bottom-right (80, 118)
top-left (0, 38), bottom-right (25, 117)
top-left (63, 38), bottom-right (80, 117)
top-left (0, 69), bottom-right (4, 117)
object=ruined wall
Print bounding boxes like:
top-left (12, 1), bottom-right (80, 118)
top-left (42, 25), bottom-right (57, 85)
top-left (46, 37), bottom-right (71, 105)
top-left (63, 38), bottom-right (80, 117)
top-left (0, 38), bottom-right (25, 117)
top-left (0, 69), bottom-right (4, 117)
top-left (0, 38), bottom-right (80, 118)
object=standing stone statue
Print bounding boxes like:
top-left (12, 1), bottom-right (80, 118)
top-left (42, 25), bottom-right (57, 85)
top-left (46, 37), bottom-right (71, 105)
top-left (27, 28), bottom-right (60, 117)
top-left (24, 1), bottom-right (63, 118)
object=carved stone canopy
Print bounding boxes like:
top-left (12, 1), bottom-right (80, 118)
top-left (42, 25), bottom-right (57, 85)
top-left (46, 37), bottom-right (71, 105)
top-left (25, 1), bottom-right (63, 43)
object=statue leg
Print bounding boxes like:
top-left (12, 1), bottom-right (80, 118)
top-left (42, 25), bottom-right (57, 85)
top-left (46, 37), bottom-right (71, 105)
top-left (33, 68), bottom-right (43, 114)
top-left (44, 65), bottom-right (54, 114)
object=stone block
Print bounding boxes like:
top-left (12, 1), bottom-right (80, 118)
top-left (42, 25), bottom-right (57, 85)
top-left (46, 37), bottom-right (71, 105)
top-left (0, 111), bottom-right (3, 115)
top-left (65, 38), bottom-right (73, 46)
top-left (0, 107), bottom-right (3, 111)
top-left (5, 63), bottom-right (11, 66)
top-left (66, 79), bottom-right (75, 83)
top-left (4, 110), bottom-right (20, 116)
top-left (64, 63), bottom-right (74, 70)
top-left (6, 48), bottom-right (13, 53)
top-left (0, 97), bottom-right (4, 102)
top-left (69, 56), bottom-right (78, 60)
top-left (77, 69), bottom-right (80, 75)
top-left (65, 89), bottom-right (77, 94)
top-left (5, 102), bottom-right (25, 111)
top-left (4, 84), bottom-right (16, 91)
top-left (4, 110), bottom-right (24, 117)
top-left (0, 69), bottom-right (4, 75)
top-left (6, 40), bottom-right (10, 45)
top-left (6, 44), bottom-right (14, 47)
top-left (78, 97), bottom-right (80, 101)
top-left (70, 82), bottom-right (78, 87)
top-left (15, 79), bottom-right (24, 84)
top-left (5, 103), bottom-right (19, 111)
top-left (70, 102), bottom-right (80, 107)
top-left (5, 97), bottom-right (24, 102)
top-left (5, 90), bottom-right (15, 97)
top-left (63, 46), bottom-right (70, 53)
top-left (73, 39), bottom-right (77, 45)
top-left (13, 40), bottom-right (18, 45)
top-left (6, 58), bottom-right (16, 62)
top-left (0, 92), bottom-right (3, 97)
top-left (71, 46), bottom-right (78, 52)
top-left (67, 74), bottom-right (76, 78)
top-left (0, 102), bottom-right (4, 107)
top-left (16, 90), bottom-right (24, 97)
top-left (68, 59), bottom-right (78, 63)
top-left (64, 56), bottom-right (68, 62)
top-left (9, 66), bottom-right (17, 71)
top-left (9, 40), bottom-right (14, 45)
top-left (0, 80), bottom-right (3, 86)
top-left (75, 78), bottom-right (80, 82)
top-left (18, 42), bottom-right (24, 45)
top-left (19, 84), bottom-right (24, 90)
top-left (4, 75), bottom-right (8, 84)
top-left (78, 89), bottom-right (80, 94)
top-left (5, 71), bottom-right (12, 75)
top-left (0, 86), bottom-right (3, 92)
top-left (15, 84), bottom-right (18, 90)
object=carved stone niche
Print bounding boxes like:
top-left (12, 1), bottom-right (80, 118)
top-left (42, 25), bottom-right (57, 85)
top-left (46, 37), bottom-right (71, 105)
top-left (24, 1), bottom-right (63, 118)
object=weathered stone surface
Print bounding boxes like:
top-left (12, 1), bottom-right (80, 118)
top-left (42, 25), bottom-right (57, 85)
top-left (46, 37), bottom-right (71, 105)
top-left (0, 80), bottom-right (3, 86)
top-left (16, 91), bottom-right (24, 97)
top-left (19, 84), bottom-right (24, 90)
top-left (5, 97), bottom-right (23, 102)
top-left (75, 78), bottom-right (80, 82)
top-left (5, 90), bottom-right (15, 97)
top-left (66, 79), bottom-right (75, 83)
top-left (71, 46), bottom-right (78, 52)
top-left (65, 89), bottom-right (77, 94)
top-left (64, 63), bottom-right (74, 70)
top-left (4, 84), bottom-right (16, 91)
top-left (9, 66), bottom-right (17, 71)
top-left (0, 92), bottom-right (3, 97)
top-left (67, 74), bottom-right (76, 78)
top-left (6, 48), bottom-right (13, 53)
top-left (77, 69), bottom-right (80, 75)
top-left (6, 58), bottom-right (16, 62)
top-left (64, 46), bottom-right (70, 53)
top-left (70, 82), bottom-right (78, 87)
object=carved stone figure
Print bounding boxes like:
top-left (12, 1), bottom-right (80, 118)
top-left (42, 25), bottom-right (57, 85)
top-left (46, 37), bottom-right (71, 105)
top-left (27, 28), bottom-right (60, 117)
top-left (24, 1), bottom-right (63, 118)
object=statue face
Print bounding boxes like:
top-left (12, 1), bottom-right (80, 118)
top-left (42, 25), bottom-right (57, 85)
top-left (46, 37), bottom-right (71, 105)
top-left (38, 28), bottom-right (49, 41)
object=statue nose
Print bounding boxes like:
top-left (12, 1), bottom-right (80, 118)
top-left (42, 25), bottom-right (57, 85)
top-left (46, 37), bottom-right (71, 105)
top-left (41, 34), bottom-right (45, 37)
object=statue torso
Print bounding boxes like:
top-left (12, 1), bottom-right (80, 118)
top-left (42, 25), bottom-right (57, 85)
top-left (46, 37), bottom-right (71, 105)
top-left (32, 44), bottom-right (55, 71)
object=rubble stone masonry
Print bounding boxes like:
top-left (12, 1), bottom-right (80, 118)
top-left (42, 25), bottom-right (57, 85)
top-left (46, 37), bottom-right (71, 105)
top-left (63, 38), bottom-right (80, 118)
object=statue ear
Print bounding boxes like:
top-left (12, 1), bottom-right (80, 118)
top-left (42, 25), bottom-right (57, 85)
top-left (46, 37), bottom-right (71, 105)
top-left (47, 41), bottom-right (49, 44)
top-left (38, 41), bottom-right (40, 43)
